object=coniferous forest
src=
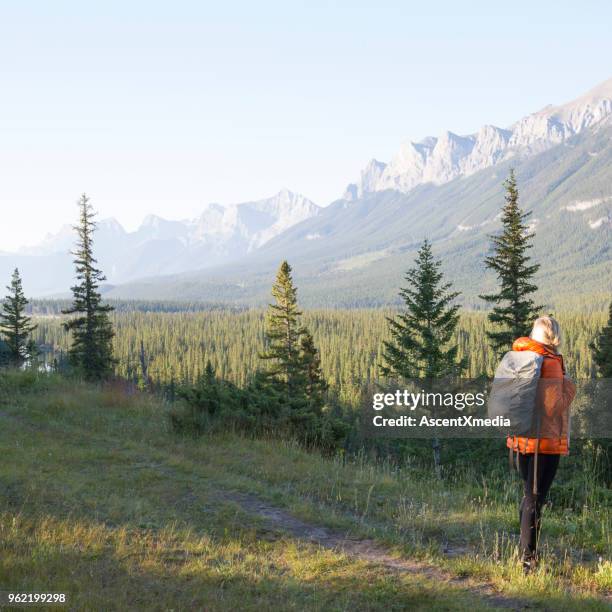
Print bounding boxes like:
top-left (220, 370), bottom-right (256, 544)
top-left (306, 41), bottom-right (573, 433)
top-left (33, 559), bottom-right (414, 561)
top-left (30, 307), bottom-right (607, 400)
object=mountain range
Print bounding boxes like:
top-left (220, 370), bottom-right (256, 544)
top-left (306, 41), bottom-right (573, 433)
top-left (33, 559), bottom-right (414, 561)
top-left (2, 189), bottom-right (319, 295)
top-left (2, 77), bottom-right (611, 307)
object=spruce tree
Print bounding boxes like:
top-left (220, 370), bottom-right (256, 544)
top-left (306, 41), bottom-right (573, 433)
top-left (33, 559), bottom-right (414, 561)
top-left (591, 301), bottom-right (612, 377)
top-left (381, 240), bottom-right (465, 472)
top-left (259, 261), bottom-right (306, 399)
top-left (62, 194), bottom-right (115, 380)
top-left (381, 240), bottom-right (465, 380)
top-left (299, 329), bottom-right (328, 412)
top-left (0, 268), bottom-right (37, 367)
top-left (480, 169), bottom-right (541, 353)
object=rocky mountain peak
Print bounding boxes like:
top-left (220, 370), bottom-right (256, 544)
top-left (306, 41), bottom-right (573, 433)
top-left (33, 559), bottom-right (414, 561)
top-left (345, 76), bottom-right (612, 198)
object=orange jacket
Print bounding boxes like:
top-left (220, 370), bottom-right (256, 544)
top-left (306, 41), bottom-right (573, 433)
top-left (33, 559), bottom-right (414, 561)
top-left (506, 337), bottom-right (576, 455)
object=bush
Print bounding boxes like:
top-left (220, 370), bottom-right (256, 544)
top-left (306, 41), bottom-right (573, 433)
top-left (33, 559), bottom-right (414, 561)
top-left (0, 369), bottom-right (54, 399)
top-left (169, 365), bottom-right (348, 451)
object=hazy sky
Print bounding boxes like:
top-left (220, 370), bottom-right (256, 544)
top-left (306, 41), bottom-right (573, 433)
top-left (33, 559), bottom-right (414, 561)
top-left (1, 1), bottom-right (611, 251)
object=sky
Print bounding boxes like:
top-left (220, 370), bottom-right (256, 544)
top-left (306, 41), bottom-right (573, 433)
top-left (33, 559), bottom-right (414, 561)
top-left (0, 0), bottom-right (611, 251)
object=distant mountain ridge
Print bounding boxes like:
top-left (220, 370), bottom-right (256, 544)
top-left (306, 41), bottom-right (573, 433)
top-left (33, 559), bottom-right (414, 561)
top-left (21, 188), bottom-right (319, 258)
top-left (344, 78), bottom-right (612, 199)
top-left (2, 189), bottom-right (319, 295)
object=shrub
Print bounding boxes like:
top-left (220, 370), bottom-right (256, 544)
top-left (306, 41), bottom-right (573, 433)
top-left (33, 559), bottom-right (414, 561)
top-left (169, 365), bottom-right (348, 451)
top-left (0, 369), bottom-right (52, 398)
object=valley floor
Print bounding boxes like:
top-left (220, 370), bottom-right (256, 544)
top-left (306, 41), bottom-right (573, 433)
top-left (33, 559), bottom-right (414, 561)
top-left (0, 373), bottom-right (610, 611)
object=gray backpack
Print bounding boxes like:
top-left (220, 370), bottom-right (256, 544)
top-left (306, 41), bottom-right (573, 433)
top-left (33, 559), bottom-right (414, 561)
top-left (488, 350), bottom-right (544, 436)
top-left (488, 349), bottom-right (545, 494)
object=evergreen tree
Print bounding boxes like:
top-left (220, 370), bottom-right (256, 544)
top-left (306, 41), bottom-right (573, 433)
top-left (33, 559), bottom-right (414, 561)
top-left (0, 268), bottom-right (37, 367)
top-left (299, 329), bottom-right (328, 412)
top-left (480, 169), bottom-right (541, 353)
top-left (381, 240), bottom-right (465, 380)
top-left (62, 194), bottom-right (115, 380)
top-left (259, 261), bottom-right (306, 399)
top-left (591, 301), bottom-right (612, 377)
top-left (381, 240), bottom-right (465, 473)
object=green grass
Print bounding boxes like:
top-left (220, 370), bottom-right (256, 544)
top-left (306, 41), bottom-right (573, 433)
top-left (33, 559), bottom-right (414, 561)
top-left (0, 371), bottom-right (610, 610)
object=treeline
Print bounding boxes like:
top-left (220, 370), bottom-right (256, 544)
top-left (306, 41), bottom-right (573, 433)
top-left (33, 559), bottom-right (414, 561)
top-left (27, 299), bottom-right (245, 316)
top-left (32, 309), bottom-right (607, 403)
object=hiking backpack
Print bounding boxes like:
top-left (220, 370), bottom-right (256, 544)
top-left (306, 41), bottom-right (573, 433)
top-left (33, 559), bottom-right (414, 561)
top-left (488, 349), bottom-right (551, 494)
top-left (488, 349), bottom-right (544, 436)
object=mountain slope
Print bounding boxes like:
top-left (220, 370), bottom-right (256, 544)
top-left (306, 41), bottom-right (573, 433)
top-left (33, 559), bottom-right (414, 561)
top-left (109, 121), bottom-right (612, 308)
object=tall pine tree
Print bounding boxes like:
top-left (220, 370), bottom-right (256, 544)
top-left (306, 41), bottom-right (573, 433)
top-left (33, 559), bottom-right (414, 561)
top-left (381, 240), bottom-right (465, 380)
top-left (480, 169), bottom-right (541, 353)
top-left (62, 194), bottom-right (115, 381)
top-left (259, 261), bottom-right (306, 399)
top-left (381, 240), bottom-right (465, 472)
top-left (0, 268), bottom-right (37, 367)
top-left (591, 301), bottom-right (612, 377)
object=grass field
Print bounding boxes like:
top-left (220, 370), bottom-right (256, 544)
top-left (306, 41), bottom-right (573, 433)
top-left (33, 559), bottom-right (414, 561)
top-left (0, 371), bottom-right (610, 611)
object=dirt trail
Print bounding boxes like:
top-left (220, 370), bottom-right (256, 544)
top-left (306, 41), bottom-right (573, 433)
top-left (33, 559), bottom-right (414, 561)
top-left (223, 491), bottom-right (533, 611)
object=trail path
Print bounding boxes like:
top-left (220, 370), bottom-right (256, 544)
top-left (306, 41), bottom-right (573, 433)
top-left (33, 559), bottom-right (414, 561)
top-left (222, 490), bottom-right (535, 611)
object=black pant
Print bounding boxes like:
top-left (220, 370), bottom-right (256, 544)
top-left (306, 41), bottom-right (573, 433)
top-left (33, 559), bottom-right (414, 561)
top-left (517, 452), bottom-right (560, 559)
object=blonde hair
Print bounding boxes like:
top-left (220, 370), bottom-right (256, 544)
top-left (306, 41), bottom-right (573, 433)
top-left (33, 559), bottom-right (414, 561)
top-left (530, 316), bottom-right (562, 349)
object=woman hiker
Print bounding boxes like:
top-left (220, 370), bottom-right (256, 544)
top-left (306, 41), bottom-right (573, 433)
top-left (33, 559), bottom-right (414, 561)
top-left (506, 316), bottom-right (576, 573)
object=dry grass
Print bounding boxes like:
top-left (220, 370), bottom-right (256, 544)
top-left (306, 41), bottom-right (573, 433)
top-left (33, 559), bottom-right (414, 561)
top-left (0, 371), bottom-right (610, 610)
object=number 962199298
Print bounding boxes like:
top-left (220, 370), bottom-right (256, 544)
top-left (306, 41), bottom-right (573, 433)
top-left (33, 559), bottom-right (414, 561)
top-left (2, 592), bottom-right (67, 605)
